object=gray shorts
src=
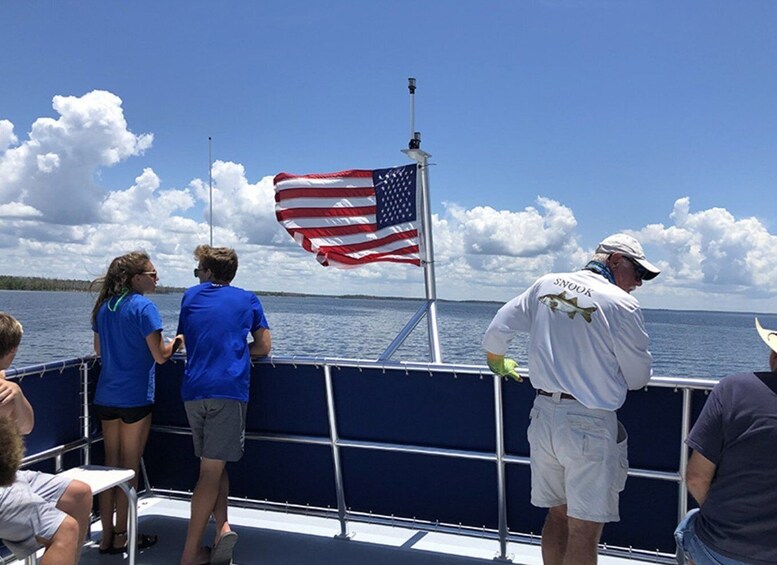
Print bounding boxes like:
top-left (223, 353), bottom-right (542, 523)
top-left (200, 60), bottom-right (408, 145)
top-left (527, 395), bottom-right (628, 523)
top-left (185, 399), bottom-right (247, 462)
top-left (0, 470), bottom-right (72, 559)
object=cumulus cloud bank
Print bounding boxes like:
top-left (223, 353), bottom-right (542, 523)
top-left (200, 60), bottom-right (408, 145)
top-left (0, 91), bottom-right (152, 225)
top-left (446, 197), bottom-right (577, 257)
top-left (2, 90), bottom-right (777, 310)
top-left (639, 197), bottom-right (777, 295)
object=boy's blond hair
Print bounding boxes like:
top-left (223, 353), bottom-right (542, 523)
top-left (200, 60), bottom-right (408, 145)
top-left (0, 416), bottom-right (24, 486)
top-left (0, 313), bottom-right (23, 359)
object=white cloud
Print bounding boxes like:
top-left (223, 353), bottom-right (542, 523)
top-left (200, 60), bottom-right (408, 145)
top-left (101, 168), bottom-right (195, 225)
top-left (444, 197), bottom-right (577, 257)
top-left (428, 198), bottom-right (584, 295)
top-left (36, 152), bottom-right (60, 173)
top-left (637, 197), bottom-right (777, 296)
top-left (0, 90), bottom-right (152, 225)
top-left (189, 162), bottom-right (279, 245)
top-left (0, 203), bottom-right (43, 219)
top-left (0, 120), bottom-right (17, 151)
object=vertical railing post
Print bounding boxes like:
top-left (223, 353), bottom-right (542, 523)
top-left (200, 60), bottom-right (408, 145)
top-left (678, 387), bottom-right (692, 522)
top-left (324, 364), bottom-right (352, 539)
top-left (140, 457), bottom-right (151, 493)
top-left (493, 375), bottom-right (512, 562)
top-left (81, 361), bottom-right (91, 465)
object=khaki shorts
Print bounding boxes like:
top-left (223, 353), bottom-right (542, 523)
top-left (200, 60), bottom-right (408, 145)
top-left (185, 399), bottom-right (247, 462)
top-left (0, 470), bottom-right (72, 559)
top-left (527, 395), bottom-right (628, 523)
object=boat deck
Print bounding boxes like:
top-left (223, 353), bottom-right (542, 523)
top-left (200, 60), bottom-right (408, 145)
top-left (9, 496), bottom-right (667, 565)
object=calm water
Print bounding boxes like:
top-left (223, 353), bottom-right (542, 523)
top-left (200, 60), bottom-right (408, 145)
top-left (2, 289), bottom-right (776, 379)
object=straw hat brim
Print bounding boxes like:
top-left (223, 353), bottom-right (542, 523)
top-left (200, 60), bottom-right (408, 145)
top-left (755, 318), bottom-right (777, 354)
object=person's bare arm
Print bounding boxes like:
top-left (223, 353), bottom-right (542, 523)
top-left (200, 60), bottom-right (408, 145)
top-left (249, 328), bottom-right (271, 358)
top-left (93, 332), bottom-right (100, 355)
top-left (686, 450), bottom-right (717, 506)
top-left (0, 371), bottom-right (34, 435)
top-left (145, 331), bottom-right (183, 364)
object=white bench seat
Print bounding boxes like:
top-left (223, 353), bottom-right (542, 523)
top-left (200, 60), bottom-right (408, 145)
top-left (24, 465), bottom-right (137, 565)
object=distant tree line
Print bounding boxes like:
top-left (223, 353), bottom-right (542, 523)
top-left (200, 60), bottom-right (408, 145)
top-left (0, 276), bottom-right (91, 291)
top-left (0, 275), bottom-right (479, 303)
top-left (0, 276), bottom-right (184, 294)
top-left (0, 275), bottom-right (301, 297)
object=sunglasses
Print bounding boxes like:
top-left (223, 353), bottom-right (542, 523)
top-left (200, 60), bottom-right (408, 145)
top-left (140, 271), bottom-right (158, 278)
top-left (625, 257), bottom-right (648, 281)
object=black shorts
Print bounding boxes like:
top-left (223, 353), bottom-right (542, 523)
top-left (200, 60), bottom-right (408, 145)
top-left (93, 403), bottom-right (153, 424)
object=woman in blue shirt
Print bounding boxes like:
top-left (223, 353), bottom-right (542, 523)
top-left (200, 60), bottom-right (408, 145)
top-left (91, 251), bottom-right (181, 554)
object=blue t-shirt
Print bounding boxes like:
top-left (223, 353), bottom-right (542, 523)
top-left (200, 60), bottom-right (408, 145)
top-left (93, 293), bottom-right (164, 407)
top-left (687, 371), bottom-right (777, 565)
top-left (177, 283), bottom-right (269, 403)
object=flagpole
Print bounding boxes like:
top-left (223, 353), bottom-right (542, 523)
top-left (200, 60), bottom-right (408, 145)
top-left (402, 77), bottom-right (442, 363)
top-left (208, 136), bottom-right (213, 246)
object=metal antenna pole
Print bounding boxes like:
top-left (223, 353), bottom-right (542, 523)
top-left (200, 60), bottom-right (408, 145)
top-left (402, 77), bottom-right (442, 363)
top-left (408, 77), bottom-right (416, 144)
top-left (208, 136), bottom-right (213, 246)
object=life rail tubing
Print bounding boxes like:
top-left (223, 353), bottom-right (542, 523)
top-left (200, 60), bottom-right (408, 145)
top-left (5, 357), bottom-right (96, 473)
top-left (6, 355), bottom-right (715, 563)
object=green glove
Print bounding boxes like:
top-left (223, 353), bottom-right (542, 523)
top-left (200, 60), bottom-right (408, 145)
top-left (487, 357), bottom-right (523, 382)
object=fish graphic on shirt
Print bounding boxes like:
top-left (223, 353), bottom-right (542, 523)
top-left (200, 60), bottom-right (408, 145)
top-left (538, 291), bottom-right (597, 323)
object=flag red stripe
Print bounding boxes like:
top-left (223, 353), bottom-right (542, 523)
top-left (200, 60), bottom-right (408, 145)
top-left (274, 170), bottom-right (373, 183)
top-left (275, 206), bottom-right (375, 221)
top-left (275, 187), bottom-right (375, 202)
top-left (284, 224), bottom-right (376, 238)
top-left (315, 230), bottom-right (419, 254)
top-left (295, 232), bottom-right (419, 262)
top-left (319, 245), bottom-right (421, 266)
top-left (293, 230), bottom-right (417, 254)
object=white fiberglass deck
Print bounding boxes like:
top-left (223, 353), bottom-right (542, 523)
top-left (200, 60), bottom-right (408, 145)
top-left (9, 496), bottom-right (666, 565)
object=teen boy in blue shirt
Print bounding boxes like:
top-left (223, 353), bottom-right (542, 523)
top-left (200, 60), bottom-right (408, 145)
top-left (177, 246), bottom-right (271, 565)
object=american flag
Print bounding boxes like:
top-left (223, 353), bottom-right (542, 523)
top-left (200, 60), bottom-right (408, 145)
top-left (273, 164), bottom-right (421, 268)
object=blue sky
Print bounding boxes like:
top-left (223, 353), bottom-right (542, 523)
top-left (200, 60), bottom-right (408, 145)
top-left (2, 0), bottom-right (777, 312)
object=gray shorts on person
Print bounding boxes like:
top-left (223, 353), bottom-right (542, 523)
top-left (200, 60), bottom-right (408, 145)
top-left (185, 399), bottom-right (247, 462)
top-left (527, 394), bottom-right (628, 523)
top-left (0, 469), bottom-right (72, 559)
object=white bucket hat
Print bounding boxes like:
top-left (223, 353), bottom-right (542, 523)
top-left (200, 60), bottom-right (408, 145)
top-left (596, 233), bottom-right (660, 280)
top-left (755, 318), bottom-right (777, 354)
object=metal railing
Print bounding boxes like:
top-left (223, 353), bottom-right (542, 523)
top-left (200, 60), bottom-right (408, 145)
top-left (5, 355), bottom-right (716, 563)
top-left (7, 357), bottom-right (97, 472)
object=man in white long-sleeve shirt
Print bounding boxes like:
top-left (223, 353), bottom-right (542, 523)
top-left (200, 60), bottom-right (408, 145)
top-left (482, 233), bottom-right (660, 565)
